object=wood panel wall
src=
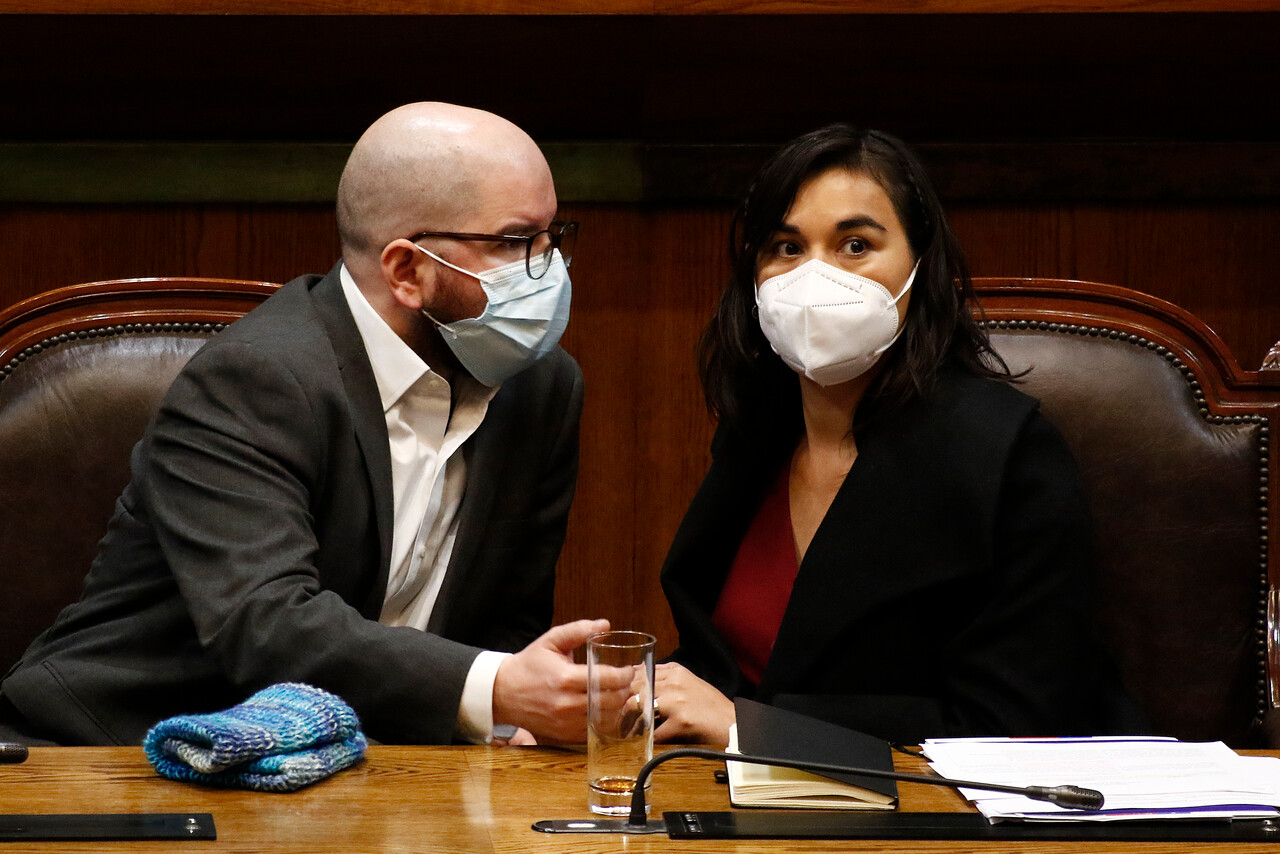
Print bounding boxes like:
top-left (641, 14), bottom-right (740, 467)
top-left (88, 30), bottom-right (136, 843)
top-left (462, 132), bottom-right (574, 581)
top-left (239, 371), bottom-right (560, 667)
top-left (4, 197), bottom-right (1277, 656)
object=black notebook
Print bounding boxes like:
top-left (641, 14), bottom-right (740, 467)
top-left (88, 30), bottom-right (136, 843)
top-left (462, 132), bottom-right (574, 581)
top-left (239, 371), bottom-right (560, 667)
top-left (728, 698), bottom-right (898, 810)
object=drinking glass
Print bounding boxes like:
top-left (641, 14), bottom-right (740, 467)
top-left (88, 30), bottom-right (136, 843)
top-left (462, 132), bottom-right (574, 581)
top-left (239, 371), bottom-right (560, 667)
top-left (586, 631), bottom-right (656, 815)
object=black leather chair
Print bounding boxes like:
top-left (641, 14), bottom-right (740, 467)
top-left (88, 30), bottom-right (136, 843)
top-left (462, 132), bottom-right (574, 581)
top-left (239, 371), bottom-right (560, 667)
top-left (976, 277), bottom-right (1280, 747)
top-left (0, 278), bottom-right (276, 680)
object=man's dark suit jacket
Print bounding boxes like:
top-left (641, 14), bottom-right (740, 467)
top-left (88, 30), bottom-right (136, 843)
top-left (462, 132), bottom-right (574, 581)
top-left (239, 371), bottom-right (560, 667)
top-left (0, 265), bottom-right (583, 746)
top-left (663, 367), bottom-right (1129, 745)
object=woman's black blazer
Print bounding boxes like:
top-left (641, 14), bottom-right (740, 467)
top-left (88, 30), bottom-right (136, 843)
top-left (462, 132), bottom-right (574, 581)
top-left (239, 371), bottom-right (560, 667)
top-left (662, 367), bottom-right (1129, 744)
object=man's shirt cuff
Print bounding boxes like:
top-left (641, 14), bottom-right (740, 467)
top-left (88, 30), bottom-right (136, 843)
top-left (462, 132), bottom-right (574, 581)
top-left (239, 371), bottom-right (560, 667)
top-left (455, 649), bottom-right (511, 744)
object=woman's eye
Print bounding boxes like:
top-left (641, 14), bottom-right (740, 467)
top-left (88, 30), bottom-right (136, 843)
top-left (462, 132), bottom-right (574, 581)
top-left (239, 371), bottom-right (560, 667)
top-left (773, 240), bottom-right (802, 257)
top-left (843, 238), bottom-right (868, 256)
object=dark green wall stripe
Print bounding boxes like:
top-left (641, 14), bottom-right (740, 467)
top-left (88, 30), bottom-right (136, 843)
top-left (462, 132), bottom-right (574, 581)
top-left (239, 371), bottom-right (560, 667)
top-left (2, 141), bottom-right (1277, 204)
top-left (0, 142), bottom-right (645, 204)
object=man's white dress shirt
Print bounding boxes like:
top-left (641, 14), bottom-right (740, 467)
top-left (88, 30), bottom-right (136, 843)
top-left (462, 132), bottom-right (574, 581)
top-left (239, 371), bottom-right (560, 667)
top-left (340, 265), bottom-right (508, 743)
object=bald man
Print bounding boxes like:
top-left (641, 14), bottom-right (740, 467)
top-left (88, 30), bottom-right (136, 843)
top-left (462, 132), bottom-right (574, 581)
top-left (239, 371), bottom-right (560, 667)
top-left (0, 103), bottom-right (610, 747)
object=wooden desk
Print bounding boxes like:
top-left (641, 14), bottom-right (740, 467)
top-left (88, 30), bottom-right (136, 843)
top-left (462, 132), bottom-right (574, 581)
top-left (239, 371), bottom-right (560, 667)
top-left (3, 746), bottom-right (1279, 852)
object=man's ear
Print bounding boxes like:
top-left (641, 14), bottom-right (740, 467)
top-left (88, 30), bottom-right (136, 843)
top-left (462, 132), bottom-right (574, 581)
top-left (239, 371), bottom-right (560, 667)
top-left (380, 240), bottom-right (434, 311)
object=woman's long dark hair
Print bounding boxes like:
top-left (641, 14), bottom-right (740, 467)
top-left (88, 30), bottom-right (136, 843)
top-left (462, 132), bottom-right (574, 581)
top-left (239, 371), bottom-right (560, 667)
top-left (698, 124), bottom-right (1009, 441)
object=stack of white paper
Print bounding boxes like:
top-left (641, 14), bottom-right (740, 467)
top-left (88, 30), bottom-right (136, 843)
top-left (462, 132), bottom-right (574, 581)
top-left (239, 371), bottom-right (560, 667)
top-left (921, 736), bottom-right (1280, 822)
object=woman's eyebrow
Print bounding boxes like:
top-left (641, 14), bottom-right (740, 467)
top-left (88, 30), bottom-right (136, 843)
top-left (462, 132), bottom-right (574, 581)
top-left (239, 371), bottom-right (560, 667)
top-left (836, 215), bottom-right (887, 232)
top-left (773, 216), bottom-right (888, 234)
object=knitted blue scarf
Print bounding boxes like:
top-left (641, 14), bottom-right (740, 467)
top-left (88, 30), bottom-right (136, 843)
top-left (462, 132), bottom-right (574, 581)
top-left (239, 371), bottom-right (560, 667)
top-left (143, 683), bottom-right (367, 793)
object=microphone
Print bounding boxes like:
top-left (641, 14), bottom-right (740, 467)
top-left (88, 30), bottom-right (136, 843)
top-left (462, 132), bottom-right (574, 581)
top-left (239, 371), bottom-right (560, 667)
top-left (533, 747), bottom-right (1104, 834)
top-left (0, 742), bottom-right (28, 764)
top-left (627, 748), bottom-right (1102, 827)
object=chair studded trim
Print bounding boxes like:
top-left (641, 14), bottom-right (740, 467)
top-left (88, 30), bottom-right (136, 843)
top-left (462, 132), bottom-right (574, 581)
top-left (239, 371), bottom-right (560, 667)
top-left (0, 321), bottom-right (230, 382)
top-left (981, 318), bottom-right (1271, 424)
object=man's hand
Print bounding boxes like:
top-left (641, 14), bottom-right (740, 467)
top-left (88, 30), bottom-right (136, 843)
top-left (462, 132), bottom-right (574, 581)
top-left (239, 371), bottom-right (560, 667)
top-left (492, 618), bottom-right (621, 744)
top-left (653, 662), bottom-right (736, 747)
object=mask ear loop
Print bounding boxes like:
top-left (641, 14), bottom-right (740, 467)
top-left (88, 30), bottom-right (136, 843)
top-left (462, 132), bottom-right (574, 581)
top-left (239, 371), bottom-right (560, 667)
top-left (410, 242), bottom-right (481, 340)
top-left (870, 260), bottom-right (921, 359)
top-left (420, 308), bottom-right (460, 340)
top-left (410, 242), bottom-right (484, 282)
top-left (890, 260), bottom-right (920, 307)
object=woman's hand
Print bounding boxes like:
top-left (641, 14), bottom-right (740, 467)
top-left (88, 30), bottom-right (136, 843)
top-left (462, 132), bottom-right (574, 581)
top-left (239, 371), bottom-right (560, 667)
top-left (653, 662), bottom-right (736, 746)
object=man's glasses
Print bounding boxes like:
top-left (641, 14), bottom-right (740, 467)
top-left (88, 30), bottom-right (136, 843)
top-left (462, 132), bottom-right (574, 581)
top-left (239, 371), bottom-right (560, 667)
top-left (408, 220), bottom-right (578, 280)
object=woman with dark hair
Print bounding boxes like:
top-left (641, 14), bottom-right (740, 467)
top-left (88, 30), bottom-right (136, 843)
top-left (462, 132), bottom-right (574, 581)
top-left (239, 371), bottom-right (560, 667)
top-left (653, 124), bottom-right (1126, 747)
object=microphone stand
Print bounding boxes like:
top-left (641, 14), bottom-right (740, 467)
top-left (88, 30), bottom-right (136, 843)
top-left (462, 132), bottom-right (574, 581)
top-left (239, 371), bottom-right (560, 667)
top-left (533, 746), bottom-right (1104, 835)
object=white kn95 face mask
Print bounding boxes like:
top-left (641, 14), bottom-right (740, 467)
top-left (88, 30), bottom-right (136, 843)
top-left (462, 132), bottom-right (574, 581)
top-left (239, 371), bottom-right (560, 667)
top-left (755, 258), bottom-right (917, 387)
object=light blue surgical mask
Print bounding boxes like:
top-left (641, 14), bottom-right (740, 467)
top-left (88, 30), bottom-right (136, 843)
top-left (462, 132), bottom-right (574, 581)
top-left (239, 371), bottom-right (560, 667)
top-left (414, 245), bottom-right (572, 387)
